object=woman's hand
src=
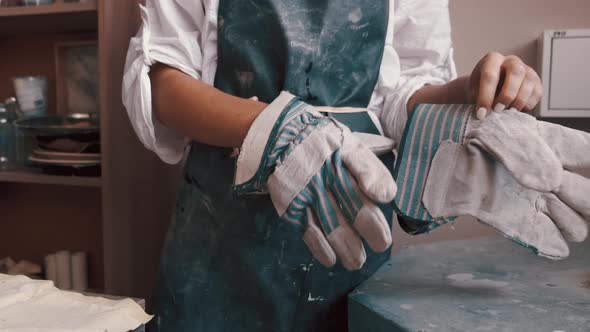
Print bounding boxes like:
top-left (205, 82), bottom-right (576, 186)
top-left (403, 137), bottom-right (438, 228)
top-left (466, 52), bottom-right (543, 119)
top-left (406, 53), bottom-right (542, 119)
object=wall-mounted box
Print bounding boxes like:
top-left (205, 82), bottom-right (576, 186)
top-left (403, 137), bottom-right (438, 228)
top-left (537, 29), bottom-right (590, 117)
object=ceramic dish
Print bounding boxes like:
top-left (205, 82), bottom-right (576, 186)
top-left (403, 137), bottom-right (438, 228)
top-left (31, 149), bottom-right (101, 162)
top-left (28, 156), bottom-right (100, 166)
top-left (14, 114), bottom-right (99, 136)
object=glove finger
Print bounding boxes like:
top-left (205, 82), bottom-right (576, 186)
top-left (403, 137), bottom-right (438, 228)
top-left (324, 192), bottom-right (367, 271)
top-left (481, 212), bottom-right (569, 259)
top-left (326, 162), bottom-right (392, 253)
top-left (325, 158), bottom-right (363, 224)
top-left (468, 110), bottom-right (562, 192)
top-left (351, 132), bottom-right (395, 156)
top-left (540, 193), bottom-right (588, 243)
top-left (555, 171), bottom-right (590, 220)
top-left (354, 200), bottom-right (392, 253)
top-left (339, 137), bottom-right (397, 203)
top-left (532, 213), bottom-right (570, 259)
top-left (538, 121), bottom-right (590, 170)
top-left (306, 175), bottom-right (367, 270)
top-left (306, 174), bottom-right (342, 234)
top-left (281, 194), bottom-right (310, 229)
top-left (303, 207), bottom-right (337, 268)
top-left (468, 137), bottom-right (562, 193)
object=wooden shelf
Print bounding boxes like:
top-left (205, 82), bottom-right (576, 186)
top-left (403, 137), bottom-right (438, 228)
top-left (1, 0), bottom-right (179, 300)
top-left (0, 1), bottom-right (97, 17)
top-left (0, 169), bottom-right (101, 187)
top-left (0, 1), bottom-right (97, 36)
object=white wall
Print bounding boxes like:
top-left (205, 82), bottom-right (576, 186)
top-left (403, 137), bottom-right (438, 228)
top-left (392, 0), bottom-right (590, 251)
top-left (450, 0), bottom-right (590, 75)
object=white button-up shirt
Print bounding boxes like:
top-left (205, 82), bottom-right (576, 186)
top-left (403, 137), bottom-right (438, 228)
top-left (122, 0), bottom-right (457, 164)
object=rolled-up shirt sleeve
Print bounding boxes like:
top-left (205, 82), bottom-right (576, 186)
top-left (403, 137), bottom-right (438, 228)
top-left (379, 0), bottom-right (457, 142)
top-left (122, 0), bottom-right (206, 164)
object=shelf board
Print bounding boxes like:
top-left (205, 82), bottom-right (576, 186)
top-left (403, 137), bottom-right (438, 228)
top-left (0, 169), bottom-right (101, 187)
top-left (0, 1), bottom-right (97, 36)
top-left (0, 1), bottom-right (97, 17)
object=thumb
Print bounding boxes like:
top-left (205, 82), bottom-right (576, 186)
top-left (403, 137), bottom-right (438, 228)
top-left (341, 133), bottom-right (397, 203)
top-left (352, 132), bottom-right (396, 156)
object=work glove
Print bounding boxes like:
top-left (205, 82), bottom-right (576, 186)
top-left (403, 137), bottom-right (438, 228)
top-left (393, 103), bottom-right (590, 259)
top-left (235, 92), bottom-right (397, 270)
top-left (467, 108), bottom-right (590, 195)
top-left (422, 141), bottom-right (589, 259)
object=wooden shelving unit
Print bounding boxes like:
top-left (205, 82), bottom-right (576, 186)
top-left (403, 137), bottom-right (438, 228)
top-left (1, 0), bottom-right (180, 302)
top-left (0, 1), bottom-right (100, 190)
top-left (0, 0), bottom-right (97, 17)
top-left (0, 0), bottom-right (97, 36)
top-left (0, 0), bottom-right (103, 289)
top-left (0, 170), bottom-right (101, 187)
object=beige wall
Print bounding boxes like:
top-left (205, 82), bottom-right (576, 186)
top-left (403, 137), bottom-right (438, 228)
top-left (392, 0), bottom-right (590, 250)
top-left (450, 0), bottom-right (590, 75)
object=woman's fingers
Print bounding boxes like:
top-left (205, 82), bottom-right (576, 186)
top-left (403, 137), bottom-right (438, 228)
top-left (509, 74), bottom-right (535, 111)
top-left (525, 76), bottom-right (543, 112)
top-left (495, 56), bottom-right (527, 112)
top-left (475, 52), bottom-right (504, 116)
top-left (502, 64), bottom-right (543, 112)
top-left (470, 52), bottom-right (543, 118)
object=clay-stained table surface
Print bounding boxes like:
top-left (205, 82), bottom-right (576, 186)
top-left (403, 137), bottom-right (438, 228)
top-left (349, 237), bottom-right (590, 332)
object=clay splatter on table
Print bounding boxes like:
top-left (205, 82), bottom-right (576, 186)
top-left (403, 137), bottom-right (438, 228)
top-left (349, 238), bottom-right (590, 332)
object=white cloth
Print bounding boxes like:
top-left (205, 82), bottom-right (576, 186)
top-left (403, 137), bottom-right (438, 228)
top-left (0, 274), bottom-right (152, 332)
top-left (122, 0), bottom-right (457, 164)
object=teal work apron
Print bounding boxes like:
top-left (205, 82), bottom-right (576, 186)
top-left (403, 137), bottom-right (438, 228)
top-left (153, 1), bottom-right (392, 331)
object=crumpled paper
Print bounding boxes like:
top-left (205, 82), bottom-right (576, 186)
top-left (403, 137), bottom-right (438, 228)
top-left (0, 274), bottom-right (152, 332)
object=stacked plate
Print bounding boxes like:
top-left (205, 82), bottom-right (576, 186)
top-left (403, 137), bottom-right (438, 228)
top-left (29, 149), bottom-right (101, 166)
top-left (14, 114), bottom-right (101, 176)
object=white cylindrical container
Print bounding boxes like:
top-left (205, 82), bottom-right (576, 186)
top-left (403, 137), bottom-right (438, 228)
top-left (23, 0), bottom-right (54, 5)
top-left (71, 252), bottom-right (88, 292)
top-left (44, 254), bottom-right (58, 286)
top-left (12, 76), bottom-right (48, 117)
top-left (55, 251), bottom-right (72, 290)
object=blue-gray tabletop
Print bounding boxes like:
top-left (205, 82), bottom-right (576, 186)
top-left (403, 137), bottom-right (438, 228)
top-left (349, 237), bottom-right (590, 332)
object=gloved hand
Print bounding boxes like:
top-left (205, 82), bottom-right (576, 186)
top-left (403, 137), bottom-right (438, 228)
top-left (235, 92), bottom-right (397, 270)
top-left (467, 108), bottom-right (590, 197)
top-left (392, 103), bottom-right (590, 258)
top-left (422, 141), bottom-right (589, 259)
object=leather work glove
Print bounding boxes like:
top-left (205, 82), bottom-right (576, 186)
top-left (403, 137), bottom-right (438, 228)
top-left (467, 108), bottom-right (590, 197)
top-left (422, 141), bottom-right (589, 259)
top-left (235, 92), bottom-right (397, 270)
top-left (392, 103), bottom-right (590, 259)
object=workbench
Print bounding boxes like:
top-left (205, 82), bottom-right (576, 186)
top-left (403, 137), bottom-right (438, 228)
top-left (349, 237), bottom-right (590, 331)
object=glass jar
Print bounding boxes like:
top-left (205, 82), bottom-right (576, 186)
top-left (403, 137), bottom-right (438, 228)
top-left (0, 103), bottom-right (18, 170)
top-left (12, 76), bottom-right (48, 118)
